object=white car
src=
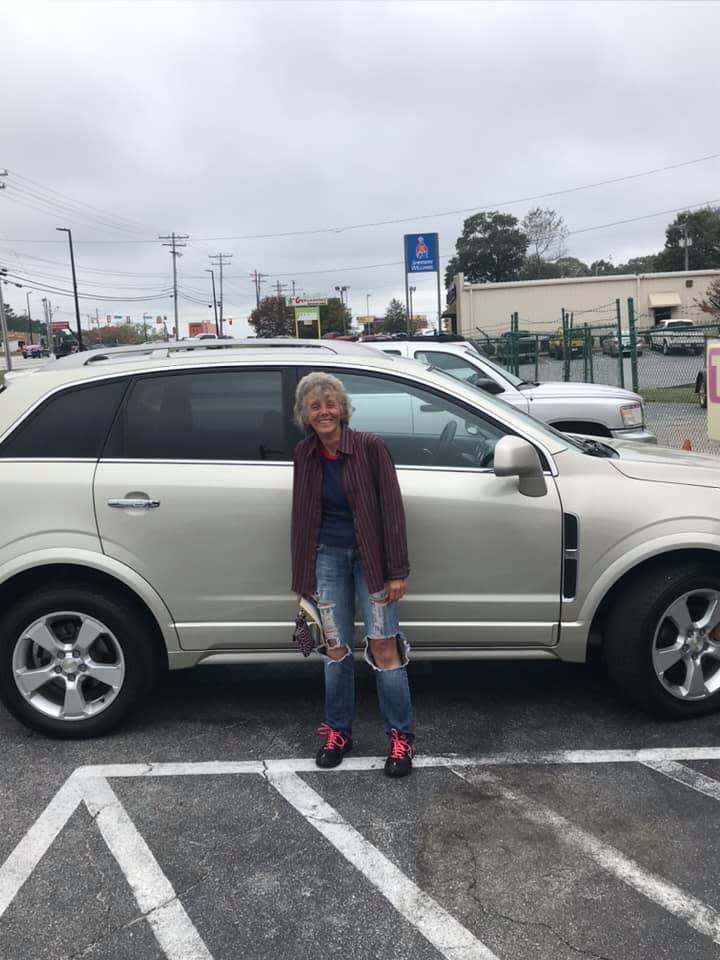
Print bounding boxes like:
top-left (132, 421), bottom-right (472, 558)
top-left (364, 337), bottom-right (656, 443)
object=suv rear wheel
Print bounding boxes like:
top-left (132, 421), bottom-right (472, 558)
top-left (604, 562), bottom-right (720, 717)
top-left (0, 586), bottom-right (154, 738)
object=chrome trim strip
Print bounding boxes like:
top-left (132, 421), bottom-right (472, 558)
top-left (175, 620), bottom-right (558, 629)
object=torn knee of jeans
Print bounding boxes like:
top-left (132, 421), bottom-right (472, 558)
top-left (321, 645), bottom-right (351, 664)
top-left (364, 633), bottom-right (410, 671)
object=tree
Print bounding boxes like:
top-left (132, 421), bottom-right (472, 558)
top-left (521, 207), bottom-right (569, 278)
top-left (589, 259), bottom-right (615, 276)
top-left (319, 298), bottom-right (351, 337)
top-left (383, 298), bottom-right (407, 334)
top-left (444, 212), bottom-right (528, 286)
top-left (655, 207), bottom-right (720, 272)
top-left (1, 302), bottom-right (18, 329)
top-left (249, 296), bottom-right (294, 338)
top-left (699, 277), bottom-right (720, 319)
top-left (555, 256), bottom-right (591, 278)
top-left (614, 254), bottom-right (658, 275)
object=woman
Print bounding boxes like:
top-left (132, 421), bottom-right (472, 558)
top-left (291, 372), bottom-right (414, 778)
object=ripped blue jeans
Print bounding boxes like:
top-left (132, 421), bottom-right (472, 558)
top-left (315, 543), bottom-right (413, 742)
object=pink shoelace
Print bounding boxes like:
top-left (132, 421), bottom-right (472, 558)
top-left (389, 728), bottom-right (412, 760)
top-left (317, 723), bottom-right (347, 750)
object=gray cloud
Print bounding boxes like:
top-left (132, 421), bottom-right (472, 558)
top-left (1, 0), bottom-right (719, 334)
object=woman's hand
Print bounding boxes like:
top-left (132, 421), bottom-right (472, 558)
top-left (385, 579), bottom-right (407, 602)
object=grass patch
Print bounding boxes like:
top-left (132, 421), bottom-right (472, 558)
top-left (640, 384), bottom-right (698, 404)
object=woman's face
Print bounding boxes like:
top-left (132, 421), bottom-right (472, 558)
top-left (305, 389), bottom-right (341, 439)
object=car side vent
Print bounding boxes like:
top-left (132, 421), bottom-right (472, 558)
top-left (562, 513), bottom-right (579, 600)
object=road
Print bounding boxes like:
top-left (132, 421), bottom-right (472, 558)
top-left (2, 659), bottom-right (720, 960)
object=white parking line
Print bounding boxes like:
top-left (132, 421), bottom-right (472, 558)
top-left (82, 776), bottom-right (213, 960)
top-left (641, 759), bottom-right (720, 801)
top-left (0, 776), bottom-right (82, 919)
top-left (450, 766), bottom-right (720, 945)
top-left (3, 748), bottom-right (720, 959)
top-left (267, 770), bottom-right (499, 960)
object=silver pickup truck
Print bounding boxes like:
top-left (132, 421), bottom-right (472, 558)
top-left (647, 319), bottom-right (703, 356)
top-left (367, 338), bottom-right (656, 443)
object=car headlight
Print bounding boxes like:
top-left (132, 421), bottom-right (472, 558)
top-left (621, 402), bottom-right (643, 428)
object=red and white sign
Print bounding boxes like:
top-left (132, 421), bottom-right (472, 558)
top-left (50, 321), bottom-right (70, 331)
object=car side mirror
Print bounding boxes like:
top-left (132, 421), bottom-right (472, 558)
top-left (471, 375), bottom-right (504, 394)
top-left (493, 436), bottom-right (547, 497)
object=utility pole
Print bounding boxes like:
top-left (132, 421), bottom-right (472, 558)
top-left (160, 232), bottom-right (189, 340)
top-left (209, 253), bottom-right (232, 336)
top-left (250, 270), bottom-right (267, 308)
top-left (680, 221), bottom-right (692, 271)
top-left (0, 269), bottom-right (11, 372)
top-left (41, 297), bottom-right (53, 358)
top-left (26, 291), bottom-right (33, 345)
top-left (206, 268), bottom-right (219, 336)
top-left (55, 227), bottom-right (83, 349)
top-left (409, 285), bottom-right (416, 333)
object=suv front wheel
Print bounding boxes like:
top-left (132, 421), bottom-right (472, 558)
top-left (0, 586), bottom-right (154, 738)
top-left (604, 562), bottom-right (720, 717)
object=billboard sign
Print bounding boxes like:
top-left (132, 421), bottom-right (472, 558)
top-left (50, 321), bottom-right (70, 331)
top-left (405, 233), bottom-right (438, 273)
top-left (287, 296), bottom-right (328, 307)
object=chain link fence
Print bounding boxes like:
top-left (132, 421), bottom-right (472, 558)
top-left (477, 299), bottom-right (720, 454)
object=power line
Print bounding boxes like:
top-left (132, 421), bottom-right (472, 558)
top-left (3, 150), bottom-right (720, 246)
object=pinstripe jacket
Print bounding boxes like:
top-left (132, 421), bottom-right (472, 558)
top-left (291, 426), bottom-right (410, 596)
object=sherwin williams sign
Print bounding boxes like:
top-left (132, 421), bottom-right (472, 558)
top-left (404, 233), bottom-right (438, 273)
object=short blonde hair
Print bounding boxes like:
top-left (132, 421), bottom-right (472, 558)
top-left (294, 372), bottom-right (352, 431)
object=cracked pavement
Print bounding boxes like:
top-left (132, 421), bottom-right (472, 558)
top-left (2, 659), bottom-right (720, 959)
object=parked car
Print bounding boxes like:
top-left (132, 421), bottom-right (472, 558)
top-left (648, 319), bottom-right (703, 356)
top-left (495, 330), bottom-right (538, 364)
top-left (364, 337), bottom-right (655, 442)
top-left (547, 328), bottom-right (584, 359)
top-left (21, 344), bottom-right (49, 359)
top-left (602, 331), bottom-right (643, 358)
top-left (3, 339), bottom-right (710, 740)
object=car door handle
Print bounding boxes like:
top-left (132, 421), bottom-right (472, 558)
top-left (107, 498), bottom-right (161, 509)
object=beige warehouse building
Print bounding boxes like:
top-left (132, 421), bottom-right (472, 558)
top-left (446, 269), bottom-right (720, 336)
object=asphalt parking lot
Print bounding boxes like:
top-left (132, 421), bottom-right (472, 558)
top-left (2, 659), bottom-right (720, 960)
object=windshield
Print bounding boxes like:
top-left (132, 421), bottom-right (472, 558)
top-left (427, 365), bottom-right (585, 452)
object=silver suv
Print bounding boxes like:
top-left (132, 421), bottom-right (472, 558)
top-left (364, 337), bottom-right (656, 443)
top-left (0, 341), bottom-right (716, 738)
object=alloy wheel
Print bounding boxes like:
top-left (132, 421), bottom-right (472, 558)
top-left (12, 611), bottom-right (126, 722)
top-left (652, 590), bottom-right (720, 701)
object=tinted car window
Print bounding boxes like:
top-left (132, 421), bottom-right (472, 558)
top-left (106, 368), bottom-right (288, 461)
top-left (414, 350), bottom-right (479, 384)
top-left (335, 370), bottom-right (506, 468)
top-left (0, 378), bottom-right (127, 459)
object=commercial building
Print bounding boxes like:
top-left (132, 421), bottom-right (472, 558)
top-left (445, 269), bottom-right (720, 336)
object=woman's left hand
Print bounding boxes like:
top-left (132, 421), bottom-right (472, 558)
top-left (385, 579), bottom-right (407, 602)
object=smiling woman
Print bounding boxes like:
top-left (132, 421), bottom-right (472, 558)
top-left (291, 371), bottom-right (415, 778)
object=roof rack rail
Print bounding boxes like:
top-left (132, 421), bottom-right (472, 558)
top-left (75, 337), bottom-right (372, 366)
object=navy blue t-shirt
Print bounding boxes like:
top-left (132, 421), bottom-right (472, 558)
top-left (318, 450), bottom-right (356, 547)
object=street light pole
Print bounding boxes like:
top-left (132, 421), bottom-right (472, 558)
top-left (56, 227), bottom-right (83, 349)
top-left (26, 290), bottom-right (33, 345)
top-left (409, 285), bottom-right (416, 333)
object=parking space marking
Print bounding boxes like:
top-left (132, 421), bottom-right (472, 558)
top-left (451, 766), bottom-right (720, 945)
top-left (4, 748), bottom-right (720, 959)
top-left (267, 770), bottom-right (499, 960)
top-left (0, 776), bottom-right (83, 919)
top-left (641, 759), bottom-right (720, 802)
top-left (82, 775), bottom-right (213, 960)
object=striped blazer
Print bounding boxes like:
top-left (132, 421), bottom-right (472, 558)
top-left (291, 426), bottom-right (409, 596)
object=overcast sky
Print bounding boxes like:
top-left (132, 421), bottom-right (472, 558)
top-left (1, 0), bottom-right (720, 337)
